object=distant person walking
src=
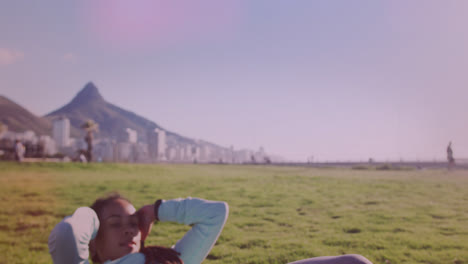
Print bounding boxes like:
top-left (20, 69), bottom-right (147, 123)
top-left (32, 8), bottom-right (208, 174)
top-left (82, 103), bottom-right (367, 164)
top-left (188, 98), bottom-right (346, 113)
top-left (447, 141), bottom-right (455, 170)
top-left (14, 140), bottom-right (25, 162)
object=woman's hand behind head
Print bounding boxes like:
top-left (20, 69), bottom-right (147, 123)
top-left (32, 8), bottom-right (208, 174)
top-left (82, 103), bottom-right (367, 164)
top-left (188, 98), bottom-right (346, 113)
top-left (136, 204), bottom-right (155, 242)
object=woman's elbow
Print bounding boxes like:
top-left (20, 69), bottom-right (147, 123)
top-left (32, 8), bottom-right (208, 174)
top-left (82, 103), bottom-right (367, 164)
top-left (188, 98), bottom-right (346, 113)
top-left (213, 201), bottom-right (229, 223)
top-left (221, 201), bottom-right (229, 218)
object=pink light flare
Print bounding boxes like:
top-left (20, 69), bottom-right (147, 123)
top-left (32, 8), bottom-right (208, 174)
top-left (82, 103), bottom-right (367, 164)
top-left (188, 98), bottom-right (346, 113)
top-left (77, 0), bottom-right (243, 51)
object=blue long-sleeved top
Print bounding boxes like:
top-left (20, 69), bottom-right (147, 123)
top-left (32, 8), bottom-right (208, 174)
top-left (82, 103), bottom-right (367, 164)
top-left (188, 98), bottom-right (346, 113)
top-left (48, 197), bottom-right (229, 264)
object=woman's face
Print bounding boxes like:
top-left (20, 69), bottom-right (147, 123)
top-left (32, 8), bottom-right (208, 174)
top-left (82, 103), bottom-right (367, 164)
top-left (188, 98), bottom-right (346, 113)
top-left (94, 198), bottom-right (142, 262)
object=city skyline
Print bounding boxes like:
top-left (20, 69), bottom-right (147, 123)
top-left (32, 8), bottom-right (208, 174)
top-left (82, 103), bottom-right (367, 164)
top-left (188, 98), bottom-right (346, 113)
top-left (1, 1), bottom-right (468, 162)
top-left (1, 115), bottom-right (268, 164)
top-left (1, 85), bottom-right (272, 164)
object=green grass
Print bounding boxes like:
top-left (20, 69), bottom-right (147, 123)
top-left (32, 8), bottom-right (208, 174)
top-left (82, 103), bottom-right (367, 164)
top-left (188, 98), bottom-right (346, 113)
top-left (1, 162), bottom-right (467, 264)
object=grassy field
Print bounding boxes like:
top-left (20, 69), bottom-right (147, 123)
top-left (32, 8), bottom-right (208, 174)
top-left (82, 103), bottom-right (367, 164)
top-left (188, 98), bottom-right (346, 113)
top-left (0, 162), bottom-right (467, 264)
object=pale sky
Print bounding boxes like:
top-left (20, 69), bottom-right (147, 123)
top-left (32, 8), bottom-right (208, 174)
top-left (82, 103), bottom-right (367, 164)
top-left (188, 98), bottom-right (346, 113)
top-left (1, 1), bottom-right (468, 162)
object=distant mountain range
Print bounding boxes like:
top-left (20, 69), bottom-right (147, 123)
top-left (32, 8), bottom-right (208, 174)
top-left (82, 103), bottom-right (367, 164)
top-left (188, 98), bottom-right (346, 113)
top-left (0, 82), bottom-right (213, 149)
top-left (0, 95), bottom-right (51, 135)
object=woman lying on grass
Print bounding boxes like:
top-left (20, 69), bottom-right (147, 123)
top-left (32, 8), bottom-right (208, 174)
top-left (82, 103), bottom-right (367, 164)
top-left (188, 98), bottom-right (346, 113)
top-left (49, 193), bottom-right (372, 264)
top-left (48, 193), bottom-right (228, 264)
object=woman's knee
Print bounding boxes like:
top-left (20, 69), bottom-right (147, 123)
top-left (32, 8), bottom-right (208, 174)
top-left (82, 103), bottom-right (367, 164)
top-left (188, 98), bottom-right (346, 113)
top-left (340, 254), bottom-right (373, 264)
top-left (288, 254), bottom-right (373, 264)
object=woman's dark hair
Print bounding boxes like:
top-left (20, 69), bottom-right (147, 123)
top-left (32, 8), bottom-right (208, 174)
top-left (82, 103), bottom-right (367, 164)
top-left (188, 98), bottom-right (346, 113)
top-left (90, 192), bottom-right (183, 264)
top-left (90, 192), bottom-right (129, 220)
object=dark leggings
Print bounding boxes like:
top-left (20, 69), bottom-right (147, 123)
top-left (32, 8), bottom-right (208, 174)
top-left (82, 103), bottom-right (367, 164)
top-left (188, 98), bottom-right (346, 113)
top-left (288, 254), bottom-right (373, 264)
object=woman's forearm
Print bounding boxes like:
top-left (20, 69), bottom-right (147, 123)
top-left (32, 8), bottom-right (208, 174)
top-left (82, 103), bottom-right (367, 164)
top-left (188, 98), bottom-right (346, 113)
top-left (157, 197), bottom-right (229, 264)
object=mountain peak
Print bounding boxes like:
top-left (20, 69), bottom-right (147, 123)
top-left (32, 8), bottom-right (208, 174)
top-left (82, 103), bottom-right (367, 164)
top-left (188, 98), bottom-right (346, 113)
top-left (73, 82), bottom-right (104, 103)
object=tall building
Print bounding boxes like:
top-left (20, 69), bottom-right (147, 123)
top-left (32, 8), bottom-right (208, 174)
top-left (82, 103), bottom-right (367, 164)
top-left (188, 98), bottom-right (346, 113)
top-left (185, 145), bottom-right (192, 162)
top-left (53, 117), bottom-right (70, 148)
top-left (155, 128), bottom-right (166, 161)
top-left (175, 146), bottom-right (184, 162)
top-left (117, 142), bottom-right (132, 162)
top-left (0, 123), bottom-right (7, 139)
top-left (167, 147), bottom-right (176, 161)
top-left (200, 145), bottom-right (211, 162)
top-left (126, 128), bottom-right (137, 143)
top-left (39, 135), bottom-right (57, 155)
top-left (148, 128), bottom-right (167, 162)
